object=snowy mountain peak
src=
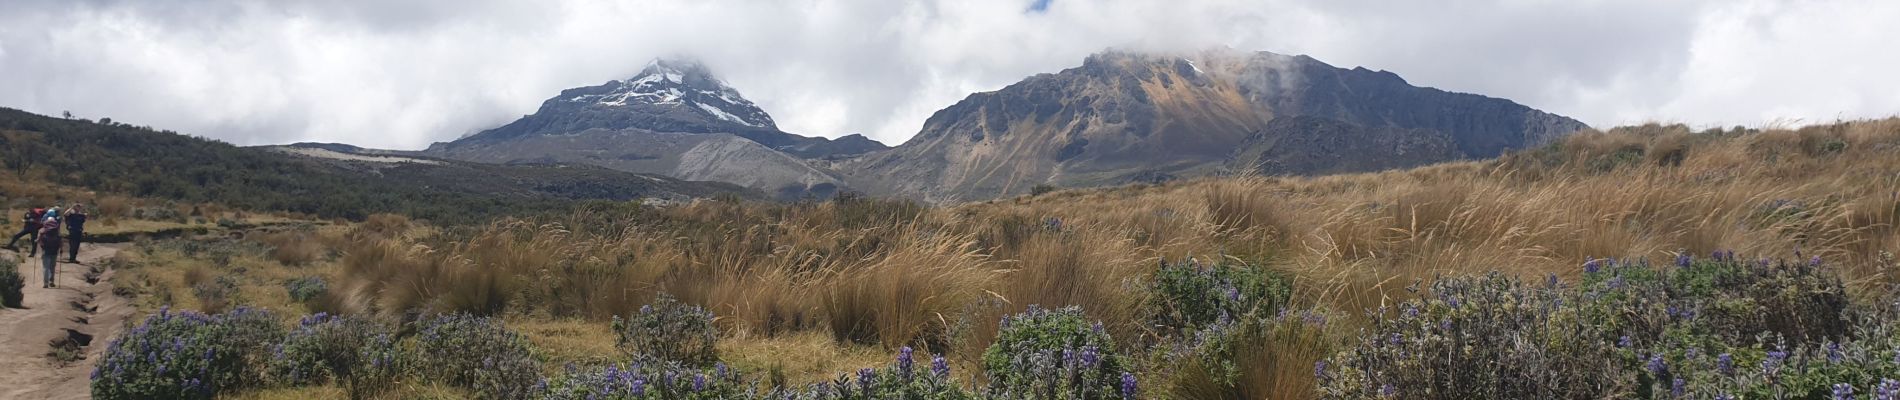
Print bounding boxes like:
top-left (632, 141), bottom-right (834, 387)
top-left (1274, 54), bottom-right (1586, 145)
top-left (562, 58), bottom-right (777, 129)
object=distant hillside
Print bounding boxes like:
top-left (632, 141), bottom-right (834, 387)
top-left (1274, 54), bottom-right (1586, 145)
top-left (0, 108), bottom-right (754, 223)
top-left (839, 49), bottom-right (1589, 202)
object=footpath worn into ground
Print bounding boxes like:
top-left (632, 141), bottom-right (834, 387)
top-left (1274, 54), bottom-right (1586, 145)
top-left (0, 243), bottom-right (130, 400)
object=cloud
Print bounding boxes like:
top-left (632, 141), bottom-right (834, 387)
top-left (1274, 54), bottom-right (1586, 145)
top-left (0, 0), bottom-right (1894, 149)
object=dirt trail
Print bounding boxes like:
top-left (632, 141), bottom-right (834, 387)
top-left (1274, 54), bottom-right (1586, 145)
top-left (0, 243), bottom-right (131, 400)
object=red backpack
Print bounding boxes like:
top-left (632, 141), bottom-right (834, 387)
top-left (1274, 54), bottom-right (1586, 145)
top-left (26, 208), bottom-right (44, 226)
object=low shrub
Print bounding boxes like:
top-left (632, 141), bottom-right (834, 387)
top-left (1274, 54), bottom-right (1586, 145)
top-left (982, 305), bottom-right (1133, 399)
top-left (612, 294), bottom-right (719, 365)
top-left (191, 275), bottom-right (242, 314)
top-left (271, 313), bottom-right (404, 398)
top-left (1147, 257), bottom-right (1293, 333)
top-left (283, 276), bottom-right (327, 303)
top-left (1320, 272), bottom-right (1628, 399)
top-left (91, 307), bottom-right (284, 400)
top-left (540, 361), bottom-right (753, 400)
top-left (1160, 310), bottom-right (1335, 399)
top-left (415, 313), bottom-right (542, 399)
top-left (1, 258), bottom-right (23, 308)
top-left (798, 347), bottom-right (975, 400)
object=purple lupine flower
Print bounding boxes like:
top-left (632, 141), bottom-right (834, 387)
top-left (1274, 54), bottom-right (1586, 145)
top-left (1080, 346), bottom-right (1100, 369)
top-left (630, 379), bottom-right (645, 396)
top-left (692, 373), bottom-right (706, 392)
top-left (1828, 342), bottom-right (1844, 363)
top-left (1875, 379), bottom-right (1899, 400)
top-left (1618, 335), bottom-right (1633, 348)
top-left (931, 355), bottom-right (950, 378)
top-left (1119, 372), bottom-right (1138, 399)
top-left (1676, 253), bottom-right (1692, 268)
top-left (1646, 354), bottom-right (1668, 376)
top-left (1314, 360), bottom-right (1329, 381)
top-left (1389, 333), bottom-right (1403, 346)
top-left (1810, 255), bottom-right (1823, 267)
top-left (1672, 378), bottom-right (1686, 398)
top-left (1717, 353), bottom-right (1734, 375)
top-left (857, 368), bottom-right (876, 394)
top-left (897, 346), bottom-right (914, 373)
top-left (1835, 383), bottom-right (1856, 400)
top-left (1380, 383), bottom-right (1398, 397)
top-left (1584, 258), bottom-right (1602, 273)
top-left (1547, 273), bottom-right (1560, 288)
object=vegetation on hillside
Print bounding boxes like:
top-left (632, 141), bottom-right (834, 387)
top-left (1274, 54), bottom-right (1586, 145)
top-left (78, 118), bottom-right (1900, 399)
top-left (0, 108), bottom-right (749, 224)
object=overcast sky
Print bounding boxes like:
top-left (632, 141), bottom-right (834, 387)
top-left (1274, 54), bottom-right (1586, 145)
top-left (1, 0), bottom-right (1895, 149)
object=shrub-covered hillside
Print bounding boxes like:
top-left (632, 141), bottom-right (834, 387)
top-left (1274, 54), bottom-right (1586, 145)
top-left (0, 108), bottom-right (754, 223)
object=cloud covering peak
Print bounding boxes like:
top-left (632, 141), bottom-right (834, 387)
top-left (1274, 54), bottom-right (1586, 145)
top-left (1, 0), bottom-right (1895, 149)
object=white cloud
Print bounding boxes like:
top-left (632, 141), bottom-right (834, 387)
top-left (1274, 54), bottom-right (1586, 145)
top-left (0, 0), bottom-right (1894, 149)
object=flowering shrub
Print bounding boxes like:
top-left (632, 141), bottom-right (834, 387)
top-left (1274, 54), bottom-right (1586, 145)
top-left (541, 361), bottom-right (753, 400)
top-left (787, 346), bottom-right (975, 399)
top-left (1320, 272), bottom-right (1627, 399)
top-left (1323, 253), bottom-right (1878, 399)
top-left (1, 257), bottom-right (23, 308)
top-left (982, 305), bottom-right (1132, 399)
top-left (91, 306), bottom-right (284, 400)
top-left (271, 313), bottom-right (404, 398)
top-left (612, 294), bottom-right (719, 365)
top-left (1147, 257), bottom-right (1293, 333)
top-left (416, 313), bottom-right (542, 399)
top-left (283, 276), bottom-right (328, 303)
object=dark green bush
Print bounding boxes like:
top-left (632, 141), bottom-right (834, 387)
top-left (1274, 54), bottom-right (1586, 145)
top-left (415, 313), bottom-right (541, 399)
top-left (982, 305), bottom-right (1132, 399)
top-left (612, 294), bottom-right (719, 365)
top-left (1, 258), bottom-right (23, 308)
top-left (1147, 258), bottom-right (1293, 333)
top-left (271, 313), bottom-right (404, 398)
top-left (283, 276), bottom-right (328, 303)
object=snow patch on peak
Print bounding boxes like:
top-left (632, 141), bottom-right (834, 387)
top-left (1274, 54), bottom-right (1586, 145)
top-left (696, 102), bottom-right (758, 127)
top-left (1183, 58), bottom-right (1203, 75)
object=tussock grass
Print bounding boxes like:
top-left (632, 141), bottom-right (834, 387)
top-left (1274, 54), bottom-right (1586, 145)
top-left (319, 119), bottom-right (1900, 398)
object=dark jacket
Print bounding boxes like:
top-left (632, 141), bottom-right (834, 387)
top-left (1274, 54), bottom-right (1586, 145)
top-left (65, 213), bottom-right (86, 231)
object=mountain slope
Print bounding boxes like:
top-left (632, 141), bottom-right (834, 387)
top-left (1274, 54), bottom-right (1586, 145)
top-left (428, 60), bottom-right (880, 197)
top-left (839, 49), bottom-right (1589, 202)
top-left (0, 108), bottom-right (754, 223)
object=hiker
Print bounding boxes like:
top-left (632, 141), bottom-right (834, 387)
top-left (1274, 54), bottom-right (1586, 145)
top-left (65, 203), bottom-right (87, 263)
top-left (36, 212), bottom-right (62, 288)
top-left (6, 207), bottom-right (45, 254)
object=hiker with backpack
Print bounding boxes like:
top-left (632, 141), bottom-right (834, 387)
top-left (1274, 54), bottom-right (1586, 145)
top-left (35, 211), bottom-right (61, 288)
top-left (6, 207), bottom-right (45, 254)
top-left (64, 203), bottom-right (87, 263)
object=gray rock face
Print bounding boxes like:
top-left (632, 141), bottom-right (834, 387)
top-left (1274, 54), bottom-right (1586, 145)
top-left (839, 49), bottom-right (1589, 202)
